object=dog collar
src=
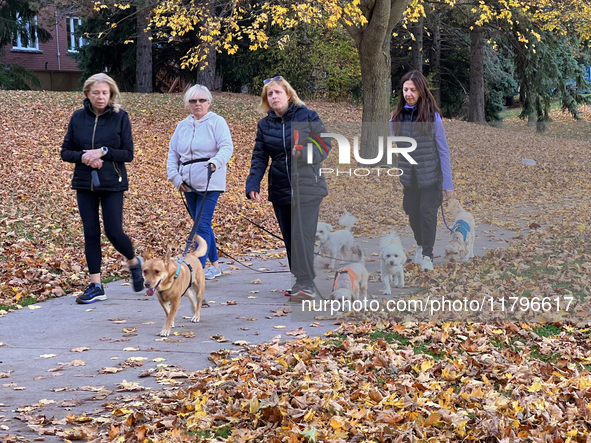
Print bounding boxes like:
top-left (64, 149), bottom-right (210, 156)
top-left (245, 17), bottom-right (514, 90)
top-left (452, 220), bottom-right (470, 242)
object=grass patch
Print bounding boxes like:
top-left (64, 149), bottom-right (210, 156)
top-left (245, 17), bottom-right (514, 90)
top-left (370, 330), bottom-right (410, 346)
top-left (533, 324), bottom-right (562, 338)
top-left (0, 296), bottom-right (38, 311)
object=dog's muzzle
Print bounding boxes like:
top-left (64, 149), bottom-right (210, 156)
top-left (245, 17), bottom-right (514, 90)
top-left (145, 279), bottom-right (161, 296)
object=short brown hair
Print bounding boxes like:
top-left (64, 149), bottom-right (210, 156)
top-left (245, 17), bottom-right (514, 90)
top-left (258, 76), bottom-right (305, 114)
top-left (83, 73), bottom-right (122, 113)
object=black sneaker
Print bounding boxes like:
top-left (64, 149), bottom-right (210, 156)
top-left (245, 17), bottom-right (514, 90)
top-left (76, 283), bottom-right (106, 304)
top-left (291, 284), bottom-right (316, 300)
top-left (129, 257), bottom-right (144, 292)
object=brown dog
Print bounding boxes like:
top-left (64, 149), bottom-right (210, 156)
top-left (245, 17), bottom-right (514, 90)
top-left (142, 235), bottom-right (207, 337)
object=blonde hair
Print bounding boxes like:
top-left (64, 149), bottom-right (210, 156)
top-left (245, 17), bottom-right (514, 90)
top-left (184, 84), bottom-right (213, 109)
top-left (258, 76), bottom-right (305, 114)
top-left (83, 73), bottom-right (122, 113)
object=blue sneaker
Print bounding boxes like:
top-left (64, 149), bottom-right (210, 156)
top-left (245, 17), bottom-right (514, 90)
top-left (76, 283), bottom-right (106, 304)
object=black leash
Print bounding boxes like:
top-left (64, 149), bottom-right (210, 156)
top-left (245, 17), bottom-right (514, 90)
top-left (440, 203), bottom-right (454, 233)
top-left (216, 247), bottom-right (291, 274)
top-left (182, 164), bottom-right (214, 256)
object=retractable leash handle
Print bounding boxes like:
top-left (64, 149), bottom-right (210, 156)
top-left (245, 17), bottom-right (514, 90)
top-left (293, 130), bottom-right (303, 152)
top-left (91, 170), bottom-right (100, 187)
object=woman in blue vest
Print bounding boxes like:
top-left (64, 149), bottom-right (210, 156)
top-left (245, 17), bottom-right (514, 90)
top-left (390, 70), bottom-right (454, 271)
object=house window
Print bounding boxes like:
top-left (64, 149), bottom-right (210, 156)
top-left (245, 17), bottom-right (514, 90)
top-left (67, 17), bottom-right (86, 52)
top-left (12, 15), bottom-right (39, 51)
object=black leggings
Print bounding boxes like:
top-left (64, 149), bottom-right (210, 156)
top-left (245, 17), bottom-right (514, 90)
top-left (77, 190), bottom-right (135, 274)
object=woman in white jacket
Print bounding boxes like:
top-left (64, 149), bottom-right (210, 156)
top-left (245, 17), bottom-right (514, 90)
top-left (167, 85), bottom-right (234, 279)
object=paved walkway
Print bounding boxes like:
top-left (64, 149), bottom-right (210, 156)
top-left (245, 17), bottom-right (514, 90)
top-left (0, 224), bottom-right (514, 441)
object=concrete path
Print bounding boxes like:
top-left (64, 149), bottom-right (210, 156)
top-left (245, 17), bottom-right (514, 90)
top-left (0, 223), bottom-right (514, 441)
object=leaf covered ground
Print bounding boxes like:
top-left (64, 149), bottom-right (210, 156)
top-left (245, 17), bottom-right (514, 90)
top-left (1, 92), bottom-right (591, 441)
top-left (20, 320), bottom-right (591, 442)
top-left (1, 92), bottom-right (590, 309)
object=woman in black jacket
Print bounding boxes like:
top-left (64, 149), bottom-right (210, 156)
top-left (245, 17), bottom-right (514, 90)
top-left (246, 76), bottom-right (330, 299)
top-left (61, 73), bottom-right (144, 304)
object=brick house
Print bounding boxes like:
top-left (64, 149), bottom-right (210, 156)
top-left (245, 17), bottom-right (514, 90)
top-left (1, 7), bottom-right (85, 91)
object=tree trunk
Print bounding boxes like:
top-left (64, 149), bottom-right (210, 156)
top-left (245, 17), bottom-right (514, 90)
top-left (196, 45), bottom-right (216, 90)
top-left (358, 35), bottom-right (392, 165)
top-left (431, 7), bottom-right (442, 106)
top-left (136, 11), bottom-right (152, 93)
top-left (468, 25), bottom-right (486, 123)
top-left (343, 0), bottom-right (411, 162)
top-left (410, 16), bottom-right (423, 73)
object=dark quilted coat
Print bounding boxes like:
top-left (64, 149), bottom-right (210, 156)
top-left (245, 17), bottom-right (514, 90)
top-left (245, 103), bottom-right (331, 205)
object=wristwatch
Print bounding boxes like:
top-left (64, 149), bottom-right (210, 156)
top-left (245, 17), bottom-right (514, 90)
top-left (100, 146), bottom-right (109, 157)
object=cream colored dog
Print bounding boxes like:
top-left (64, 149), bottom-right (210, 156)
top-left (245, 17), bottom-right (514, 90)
top-left (330, 244), bottom-right (369, 306)
top-left (379, 230), bottom-right (407, 294)
top-left (142, 236), bottom-right (207, 337)
top-left (316, 212), bottom-right (357, 269)
top-left (444, 199), bottom-right (476, 262)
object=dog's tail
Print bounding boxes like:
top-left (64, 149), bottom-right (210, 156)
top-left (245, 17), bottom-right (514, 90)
top-left (351, 243), bottom-right (365, 265)
top-left (379, 230), bottom-right (402, 248)
top-left (193, 234), bottom-right (208, 258)
top-left (339, 212), bottom-right (357, 231)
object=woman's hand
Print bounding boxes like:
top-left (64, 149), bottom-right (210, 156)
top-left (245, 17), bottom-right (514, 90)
top-left (179, 183), bottom-right (191, 193)
top-left (88, 158), bottom-right (103, 169)
top-left (443, 190), bottom-right (454, 200)
top-left (206, 163), bottom-right (216, 173)
top-left (248, 191), bottom-right (260, 202)
top-left (82, 149), bottom-right (103, 165)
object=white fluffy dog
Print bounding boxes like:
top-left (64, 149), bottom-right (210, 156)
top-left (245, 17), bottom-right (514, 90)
top-left (331, 244), bottom-right (369, 305)
top-left (316, 213), bottom-right (357, 269)
top-left (379, 230), bottom-right (407, 294)
top-left (444, 199), bottom-right (476, 262)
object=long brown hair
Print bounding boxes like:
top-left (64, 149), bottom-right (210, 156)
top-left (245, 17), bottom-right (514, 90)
top-left (391, 70), bottom-right (441, 124)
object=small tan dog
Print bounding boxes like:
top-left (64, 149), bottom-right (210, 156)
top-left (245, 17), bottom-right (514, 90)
top-left (444, 199), bottom-right (476, 262)
top-left (330, 244), bottom-right (369, 306)
top-left (142, 235), bottom-right (207, 337)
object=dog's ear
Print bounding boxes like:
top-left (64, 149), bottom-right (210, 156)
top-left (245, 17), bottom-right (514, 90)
top-left (142, 249), bottom-right (150, 262)
top-left (164, 246), bottom-right (172, 264)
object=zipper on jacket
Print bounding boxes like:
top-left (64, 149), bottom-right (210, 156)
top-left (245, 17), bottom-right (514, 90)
top-left (114, 162), bottom-right (122, 182)
top-left (90, 114), bottom-right (99, 190)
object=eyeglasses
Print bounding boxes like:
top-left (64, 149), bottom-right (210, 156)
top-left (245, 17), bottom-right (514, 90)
top-left (189, 98), bottom-right (208, 104)
top-left (263, 76), bottom-right (283, 85)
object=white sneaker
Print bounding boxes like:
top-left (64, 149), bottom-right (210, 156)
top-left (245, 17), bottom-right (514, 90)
top-left (413, 246), bottom-right (423, 264)
top-left (421, 256), bottom-right (434, 271)
top-left (204, 267), bottom-right (222, 280)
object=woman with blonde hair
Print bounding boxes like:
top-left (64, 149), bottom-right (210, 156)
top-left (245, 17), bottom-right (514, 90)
top-left (246, 76), bottom-right (330, 299)
top-left (61, 73), bottom-right (144, 304)
top-left (167, 84), bottom-right (234, 279)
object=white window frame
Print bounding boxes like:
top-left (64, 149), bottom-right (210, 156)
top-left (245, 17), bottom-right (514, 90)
top-left (12, 14), bottom-right (39, 51)
top-left (67, 17), bottom-right (86, 52)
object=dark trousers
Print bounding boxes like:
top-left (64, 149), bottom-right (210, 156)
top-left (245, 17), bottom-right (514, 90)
top-left (185, 191), bottom-right (220, 268)
top-left (402, 173), bottom-right (443, 260)
top-left (273, 200), bottom-right (320, 286)
top-left (77, 190), bottom-right (135, 275)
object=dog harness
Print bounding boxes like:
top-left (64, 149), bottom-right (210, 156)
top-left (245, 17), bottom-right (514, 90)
top-left (452, 220), bottom-right (471, 242)
top-left (333, 267), bottom-right (359, 291)
top-left (174, 258), bottom-right (194, 296)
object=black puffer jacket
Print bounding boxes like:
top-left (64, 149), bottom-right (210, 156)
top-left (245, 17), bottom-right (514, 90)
top-left (245, 103), bottom-right (330, 205)
top-left (61, 99), bottom-right (133, 191)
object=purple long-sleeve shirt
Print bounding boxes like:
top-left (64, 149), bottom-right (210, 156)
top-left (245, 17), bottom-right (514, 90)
top-left (390, 104), bottom-right (454, 190)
